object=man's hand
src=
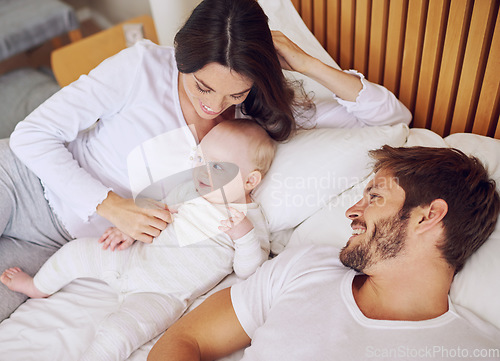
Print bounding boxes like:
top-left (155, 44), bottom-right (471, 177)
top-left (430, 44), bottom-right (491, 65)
top-left (98, 227), bottom-right (135, 251)
top-left (96, 192), bottom-right (172, 244)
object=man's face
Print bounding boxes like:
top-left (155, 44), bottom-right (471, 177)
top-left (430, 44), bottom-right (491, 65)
top-left (339, 170), bottom-right (409, 273)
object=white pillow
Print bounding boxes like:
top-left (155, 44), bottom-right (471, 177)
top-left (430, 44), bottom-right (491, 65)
top-left (444, 133), bottom-right (500, 183)
top-left (285, 176), bottom-right (371, 252)
top-left (403, 128), bottom-right (448, 147)
top-left (445, 133), bottom-right (500, 330)
top-left (252, 123), bottom-right (409, 233)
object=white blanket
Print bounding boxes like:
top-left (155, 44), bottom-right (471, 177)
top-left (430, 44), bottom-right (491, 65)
top-left (0, 274), bottom-right (243, 361)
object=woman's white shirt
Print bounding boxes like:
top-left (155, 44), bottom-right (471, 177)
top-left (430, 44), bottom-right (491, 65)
top-left (10, 41), bottom-right (197, 237)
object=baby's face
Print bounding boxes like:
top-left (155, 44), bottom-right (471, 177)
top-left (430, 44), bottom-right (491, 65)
top-left (192, 126), bottom-right (255, 204)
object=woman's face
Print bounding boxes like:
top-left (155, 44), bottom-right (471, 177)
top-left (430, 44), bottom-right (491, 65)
top-left (181, 62), bottom-right (254, 120)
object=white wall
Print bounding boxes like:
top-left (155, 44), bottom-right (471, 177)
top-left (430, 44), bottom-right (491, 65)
top-left (148, 0), bottom-right (201, 46)
top-left (64, 0), bottom-right (202, 45)
top-left (63, 0), bottom-right (152, 29)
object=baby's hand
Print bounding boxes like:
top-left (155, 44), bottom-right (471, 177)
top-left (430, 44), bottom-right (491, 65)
top-left (98, 227), bottom-right (135, 251)
top-left (219, 207), bottom-right (254, 240)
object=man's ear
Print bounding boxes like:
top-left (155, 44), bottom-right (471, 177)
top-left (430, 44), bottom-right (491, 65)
top-left (245, 170), bottom-right (262, 192)
top-left (414, 199), bottom-right (448, 234)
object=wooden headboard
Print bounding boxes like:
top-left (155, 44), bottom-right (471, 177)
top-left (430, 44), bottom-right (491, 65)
top-left (291, 0), bottom-right (500, 139)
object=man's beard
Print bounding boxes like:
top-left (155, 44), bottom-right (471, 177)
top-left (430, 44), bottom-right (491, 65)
top-left (339, 209), bottom-right (410, 273)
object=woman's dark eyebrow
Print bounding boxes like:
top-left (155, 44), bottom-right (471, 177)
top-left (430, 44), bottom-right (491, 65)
top-left (193, 74), bottom-right (252, 96)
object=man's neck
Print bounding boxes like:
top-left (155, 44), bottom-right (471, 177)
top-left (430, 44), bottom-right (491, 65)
top-left (352, 264), bottom-right (453, 321)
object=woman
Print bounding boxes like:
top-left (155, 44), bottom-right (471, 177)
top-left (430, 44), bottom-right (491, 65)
top-left (1, 0), bottom-right (410, 320)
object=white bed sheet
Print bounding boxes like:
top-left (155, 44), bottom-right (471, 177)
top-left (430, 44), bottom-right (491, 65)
top-left (0, 273), bottom-right (243, 361)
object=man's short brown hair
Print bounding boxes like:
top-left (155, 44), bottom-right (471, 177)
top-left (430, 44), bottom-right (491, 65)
top-left (369, 145), bottom-right (500, 273)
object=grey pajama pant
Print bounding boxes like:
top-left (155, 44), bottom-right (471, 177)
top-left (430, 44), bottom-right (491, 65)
top-left (0, 138), bottom-right (72, 320)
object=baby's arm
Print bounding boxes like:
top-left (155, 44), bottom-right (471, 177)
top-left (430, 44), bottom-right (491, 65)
top-left (219, 207), bottom-right (253, 240)
top-left (219, 208), bottom-right (267, 279)
top-left (98, 227), bottom-right (135, 251)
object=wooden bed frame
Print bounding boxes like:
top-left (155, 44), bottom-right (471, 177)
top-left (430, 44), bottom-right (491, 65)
top-left (291, 0), bottom-right (500, 139)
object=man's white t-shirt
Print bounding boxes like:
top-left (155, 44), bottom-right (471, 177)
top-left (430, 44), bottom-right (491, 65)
top-left (231, 245), bottom-right (500, 360)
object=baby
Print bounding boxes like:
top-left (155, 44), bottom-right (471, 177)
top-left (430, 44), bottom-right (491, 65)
top-left (1, 119), bottom-right (276, 361)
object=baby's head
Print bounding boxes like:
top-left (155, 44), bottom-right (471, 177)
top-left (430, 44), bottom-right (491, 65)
top-left (193, 119), bottom-right (276, 203)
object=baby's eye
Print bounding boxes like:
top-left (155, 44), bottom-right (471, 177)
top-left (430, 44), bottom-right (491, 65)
top-left (369, 193), bottom-right (380, 202)
top-left (211, 163), bottom-right (223, 171)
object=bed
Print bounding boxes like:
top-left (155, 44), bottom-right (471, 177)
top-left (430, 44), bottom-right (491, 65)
top-left (1, 0), bottom-right (499, 360)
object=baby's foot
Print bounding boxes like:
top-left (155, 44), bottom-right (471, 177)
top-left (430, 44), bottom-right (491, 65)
top-left (0, 267), bottom-right (49, 298)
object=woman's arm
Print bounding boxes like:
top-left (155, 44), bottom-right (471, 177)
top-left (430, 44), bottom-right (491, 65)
top-left (272, 31), bottom-right (412, 127)
top-left (272, 30), bottom-right (362, 101)
top-left (147, 288), bottom-right (250, 361)
top-left (10, 42), bottom-right (171, 241)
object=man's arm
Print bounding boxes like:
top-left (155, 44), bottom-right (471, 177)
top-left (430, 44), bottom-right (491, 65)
top-left (147, 287), bottom-right (251, 361)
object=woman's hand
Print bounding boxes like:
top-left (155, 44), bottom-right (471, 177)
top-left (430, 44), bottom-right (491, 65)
top-left (96, 192), bottom-right (172, 244)
top-left (271, 30), bottom-right (317, 75)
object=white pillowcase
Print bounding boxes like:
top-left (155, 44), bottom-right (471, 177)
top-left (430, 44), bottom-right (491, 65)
top-left (285, 176), bottom-right (371, 252)
top-left (252, 123), bottom-right (409, 233)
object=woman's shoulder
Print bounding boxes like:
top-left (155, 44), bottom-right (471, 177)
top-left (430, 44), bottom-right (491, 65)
top-left (103, 40), bottom-right (178, 82)
top-left (133, 39), bottom-right (173, 53)
top-left (88, 40), bottom-right (175, 78)
top-left (82, 41), bottom-right (176, 90)
top-left (133, 40), bottom-right (176, 64)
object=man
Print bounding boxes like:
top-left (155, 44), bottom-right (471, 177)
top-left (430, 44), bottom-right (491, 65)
top-left (148, 146), bottom-right (500, 361)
